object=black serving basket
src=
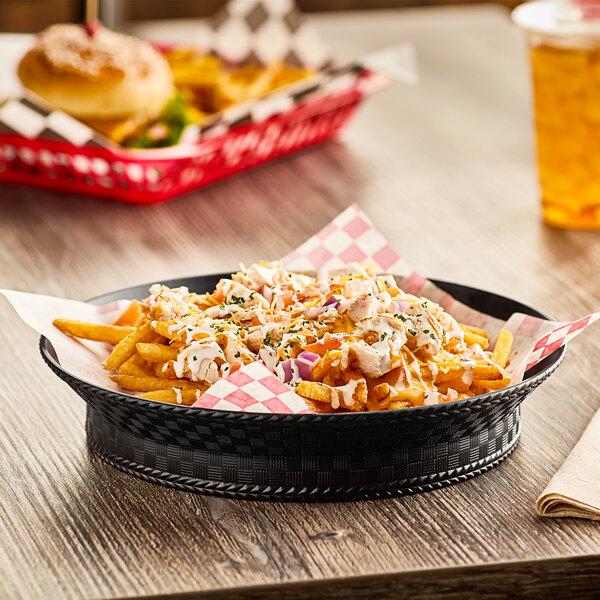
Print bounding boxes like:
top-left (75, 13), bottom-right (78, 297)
top-left (40, 275), bottom-right (565, 502)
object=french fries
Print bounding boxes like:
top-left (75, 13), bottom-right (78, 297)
top-left (53, 264), bottom-right (515, 412)
top-left (491, 329), bottom-right (513, 369)
top-left (53, 319), bottom-right (134, 345)
top-left (136, 343), bottom-right (178, 364)
top-left (165, 50), bottom-right (314, 116)
top-left (460, 324), bottom-right (490, 350)
top-left (471, 374), bottom-right (511, 391)
top-left (109, 375), bottom-right (207, 393)
top-left (295, 380), bottom-right (366, 412)
top-left (138, 389), bottom-right (203, 406)
top-left (102, 322), bottom-right (156, 371)
top-left (118, 354), bottom-right (154, 377)
top-left (435, 362), bottom-right (502, 383)
top-left (296, 381), bottom-right (334, 404)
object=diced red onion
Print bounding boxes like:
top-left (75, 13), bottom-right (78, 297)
top-left (324, 295), bottom-right (341, 309)
top-left (304, 306), bottom-right (326, 319)
top-left (394, 300), bottom-right (408, 313)
top-left (295, 360), bottom-right (312, 380)
top-left (277, 358), bottom-right (313, 383)
top-left (277, 352), bottom-right (319, 383)
top-left (297, 350), bottom-right (320, 365)
top-left (279, 360), bottom-right (294, 383)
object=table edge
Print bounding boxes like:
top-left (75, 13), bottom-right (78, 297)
top-left (112, 553), bottom-right (600, 600)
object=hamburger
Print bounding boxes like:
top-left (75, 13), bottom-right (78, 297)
top-left (17, 23), bottom-right (314, 148)
top-left (17, 23), bottom-right (181, 145)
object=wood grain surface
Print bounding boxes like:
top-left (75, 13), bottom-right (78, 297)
top-left (1, 6), bottom-right (599, 599)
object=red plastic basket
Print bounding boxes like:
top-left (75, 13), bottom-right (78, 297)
top-left (0, 71), bottom-right (377, 205)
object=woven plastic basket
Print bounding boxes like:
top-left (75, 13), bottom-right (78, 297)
top-left (40, 275), bottom-right (565, 501)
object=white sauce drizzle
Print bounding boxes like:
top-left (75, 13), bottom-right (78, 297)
top-left (461, 360), bottom-right (476, 385)
top-left (446, 388), bottom-right (459, 401)
top-left (428, 361), bottom-right (438, 382)
top-left (174, 388), bottom-right (183, 404)
top-left (330, 379), bottom-right (360, 410)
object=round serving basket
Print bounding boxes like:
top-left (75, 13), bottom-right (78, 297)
top-left (40, 275), bottom-right (565, 502)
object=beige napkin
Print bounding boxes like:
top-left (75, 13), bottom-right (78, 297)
top-left (536, 409), bottom-right (600, 520)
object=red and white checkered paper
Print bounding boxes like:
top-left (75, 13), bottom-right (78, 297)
top-left (2, 204), bottom-right (598, 413)
top-left (191, 361), bottom-right (310, 412)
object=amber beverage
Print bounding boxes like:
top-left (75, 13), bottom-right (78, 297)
top-left (514, 0), bottom-right (600, 229)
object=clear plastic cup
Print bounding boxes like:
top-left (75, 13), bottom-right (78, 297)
top-left (513, 0), bottom-right (600, 229)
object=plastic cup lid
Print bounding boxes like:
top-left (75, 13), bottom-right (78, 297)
top-left (512, 0), bottom-right (600, 37)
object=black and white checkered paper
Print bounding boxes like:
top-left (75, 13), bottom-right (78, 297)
top-left (0, 94), bottom-right (110, 147)
top-left (208, 0), bottom-right (330, 69)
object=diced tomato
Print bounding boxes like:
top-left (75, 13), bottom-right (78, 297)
top-left (212, 289), bottom-right (225, 303)
top-left (112, 300), bottom-right (142, 326)
top-left (280, 289), bottom-right (295, 307)
top-left (302, 338), bottom-right (342, 355)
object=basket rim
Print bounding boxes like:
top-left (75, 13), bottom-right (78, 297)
top-left (0, 68), bottom-right (376, 161)
top-left (40, 274), bottom-right (566, 420)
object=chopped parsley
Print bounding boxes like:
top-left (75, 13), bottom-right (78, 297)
top-left (264, 332), bottom-right (273, 347)
top-left (380, 332), bottom-right (388, 340)
top-left (192, 356), bottom-right (197, 361)
top-left (220, 300), bottom-right (226, 309)
top-left (422, 301), bottom-right (428, 308)
top-left (394, 314), bottom-right (408, 322)
top-left (408, 329), bottom-right (417, 336)
top-left (423, 329), bottom-right (430, 334)
top-left (430, 333), bottom-right (436, 340)
top-left (234, 351), bottom-right (241, 358)
top-left (230, 295), bottom-right (246, 305)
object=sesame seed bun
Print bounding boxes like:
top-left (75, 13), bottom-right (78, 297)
top-left (17, 24), bottom-right (174, 121)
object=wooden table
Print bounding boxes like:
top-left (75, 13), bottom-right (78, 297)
top-left (1, 5), bottom-right (599, 599)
